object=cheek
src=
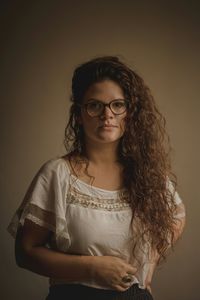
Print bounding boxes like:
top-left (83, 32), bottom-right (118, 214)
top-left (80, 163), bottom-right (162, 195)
top-left (118, 114), bottom-right (127, 131)
top-left (81, 115), bottom-right (97, 131)
top-left (80, 112), bottom-right (89, 126)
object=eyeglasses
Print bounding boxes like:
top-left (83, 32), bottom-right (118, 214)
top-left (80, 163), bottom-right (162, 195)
top-left (79, 99), bottom-right (129, 117)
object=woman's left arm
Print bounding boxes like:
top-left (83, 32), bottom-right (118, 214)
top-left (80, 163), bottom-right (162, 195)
top-left (171, 202), bottom-right (186, 242)
top-left (145, 202), bottom-right (186, 294)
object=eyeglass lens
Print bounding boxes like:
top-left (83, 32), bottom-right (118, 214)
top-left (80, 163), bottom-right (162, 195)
top-left (86, 100), bottom-right (127, 116)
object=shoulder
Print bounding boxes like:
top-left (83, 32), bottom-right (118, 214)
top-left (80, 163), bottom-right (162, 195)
top-left (38, 156), bottom-right (70, 178)
top-left (30, 157), bottom-right (71, 190)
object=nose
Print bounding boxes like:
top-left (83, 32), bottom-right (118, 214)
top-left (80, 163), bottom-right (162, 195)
top-left (100, 105), bottom-right (114, 119)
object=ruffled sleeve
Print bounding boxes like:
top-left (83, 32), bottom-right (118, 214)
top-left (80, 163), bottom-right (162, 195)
top-left (166, 178), bottom-right (186, 219)
top-left (7, 158), bottom-right (71, 252)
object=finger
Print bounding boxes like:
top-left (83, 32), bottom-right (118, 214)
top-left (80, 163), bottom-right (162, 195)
top-left (120, 281), bottom-right (133, 289)
top-left (146, 285), bottom-right (152, 295)
top-left (114, 284), bottom-right (130, 292)
top-left (116, 274), bottom-right (135, 290)
top-left (126, 265), bottom-right (137, 275)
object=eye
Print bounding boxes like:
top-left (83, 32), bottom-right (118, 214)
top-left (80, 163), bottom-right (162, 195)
top-left (112, 100), bottom-right (126, 108)
top-left (87, 101), bottom-right (102, 111)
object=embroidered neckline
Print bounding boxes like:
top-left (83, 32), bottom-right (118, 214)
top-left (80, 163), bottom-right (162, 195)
top-left (67, 185), bottom-right (131, 212)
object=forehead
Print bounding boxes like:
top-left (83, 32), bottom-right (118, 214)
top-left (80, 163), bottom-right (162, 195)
top-left (83, 80), bottom-right (124, 102)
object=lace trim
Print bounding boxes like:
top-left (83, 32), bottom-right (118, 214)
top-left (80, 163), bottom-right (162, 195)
top-left (67, 185), bottom-right (131, 211)
top-left (7, 203), bottom-right (71, 251)
top-left (25, 214), bottom-right (55, 232)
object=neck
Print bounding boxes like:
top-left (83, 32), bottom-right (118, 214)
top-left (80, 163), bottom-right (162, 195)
top-left (84, 140), bottom-right (119, 166)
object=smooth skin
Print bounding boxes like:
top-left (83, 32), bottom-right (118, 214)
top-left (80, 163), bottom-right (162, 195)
top-left (15, 80), bottom-right (137, 292)
top-left (75, 80), bottom-right (127, 190)
top-left (16, 220), bottom-right (137, 291)
top-left (15, 80), bottom-right (185, 293)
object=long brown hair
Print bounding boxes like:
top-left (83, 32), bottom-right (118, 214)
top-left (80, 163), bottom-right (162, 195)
top-left (64, 56), bottom-right (178, 263)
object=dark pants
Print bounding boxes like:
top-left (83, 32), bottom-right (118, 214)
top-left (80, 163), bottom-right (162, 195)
top-left (46, 283), bottom-right (154, 300)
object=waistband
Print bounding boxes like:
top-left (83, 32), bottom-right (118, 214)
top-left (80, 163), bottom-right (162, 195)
top-left (46, 283), bottom-right (153, 300)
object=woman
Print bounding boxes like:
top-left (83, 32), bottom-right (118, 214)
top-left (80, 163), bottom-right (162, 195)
top-left (8, 56), bottom-right (186, 300)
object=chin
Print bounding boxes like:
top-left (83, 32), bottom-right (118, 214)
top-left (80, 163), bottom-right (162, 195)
top-left (86, 133), bottom-right (123, 144)
top-left (97, 136), bottom-right (121, 144)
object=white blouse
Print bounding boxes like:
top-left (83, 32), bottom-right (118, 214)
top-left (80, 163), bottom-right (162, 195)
top-left (7, 157), bottom-right (185, 290)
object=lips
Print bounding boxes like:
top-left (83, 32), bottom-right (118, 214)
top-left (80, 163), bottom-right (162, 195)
top-left (99, 124), bottom-right (117, 128)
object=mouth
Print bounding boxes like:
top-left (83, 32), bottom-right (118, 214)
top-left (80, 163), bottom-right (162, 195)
top-left (99, 124), bottom-right (118, 128)
top-left (99, 125), bottom-right (118, 132)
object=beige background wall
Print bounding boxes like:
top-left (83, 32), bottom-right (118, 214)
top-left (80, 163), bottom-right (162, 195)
top-left (1, 1), bottom-right (199, 299)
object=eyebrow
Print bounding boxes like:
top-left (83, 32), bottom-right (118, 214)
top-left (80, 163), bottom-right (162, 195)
top-left (86, 98), bottom-right (126, 102)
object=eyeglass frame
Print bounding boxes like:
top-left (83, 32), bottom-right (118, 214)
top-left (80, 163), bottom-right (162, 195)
top-left (76, 99), bottom-right (129, 117)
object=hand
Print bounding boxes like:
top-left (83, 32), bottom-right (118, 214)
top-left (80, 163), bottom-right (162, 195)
top-left (90, 256), bottom-right (137, 291)
top-left (144, 249), bottom-right (159, 296)
top-left (146, 284), bottom-right (152, 295)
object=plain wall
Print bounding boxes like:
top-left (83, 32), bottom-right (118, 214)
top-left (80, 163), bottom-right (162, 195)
top-left (1, 1), bottom-right (199, 299)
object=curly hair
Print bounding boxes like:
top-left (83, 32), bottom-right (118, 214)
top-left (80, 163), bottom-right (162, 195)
top-left (64, 56), bottom-right (178, 264)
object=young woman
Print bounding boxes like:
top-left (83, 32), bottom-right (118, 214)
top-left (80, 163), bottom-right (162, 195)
top-left (8, 56), bottom-right (186, 300)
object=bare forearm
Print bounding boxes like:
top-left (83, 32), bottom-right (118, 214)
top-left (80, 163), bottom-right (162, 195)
top-left (145, 216), bottom-right (186, 290)
top-left (17, 246), bottom-right (93, 282)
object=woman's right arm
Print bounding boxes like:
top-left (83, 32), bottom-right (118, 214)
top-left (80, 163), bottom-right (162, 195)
top-left (15, 219), bottom-right (137, 291)
top-left (15, 219), bottom-right (92, 281)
